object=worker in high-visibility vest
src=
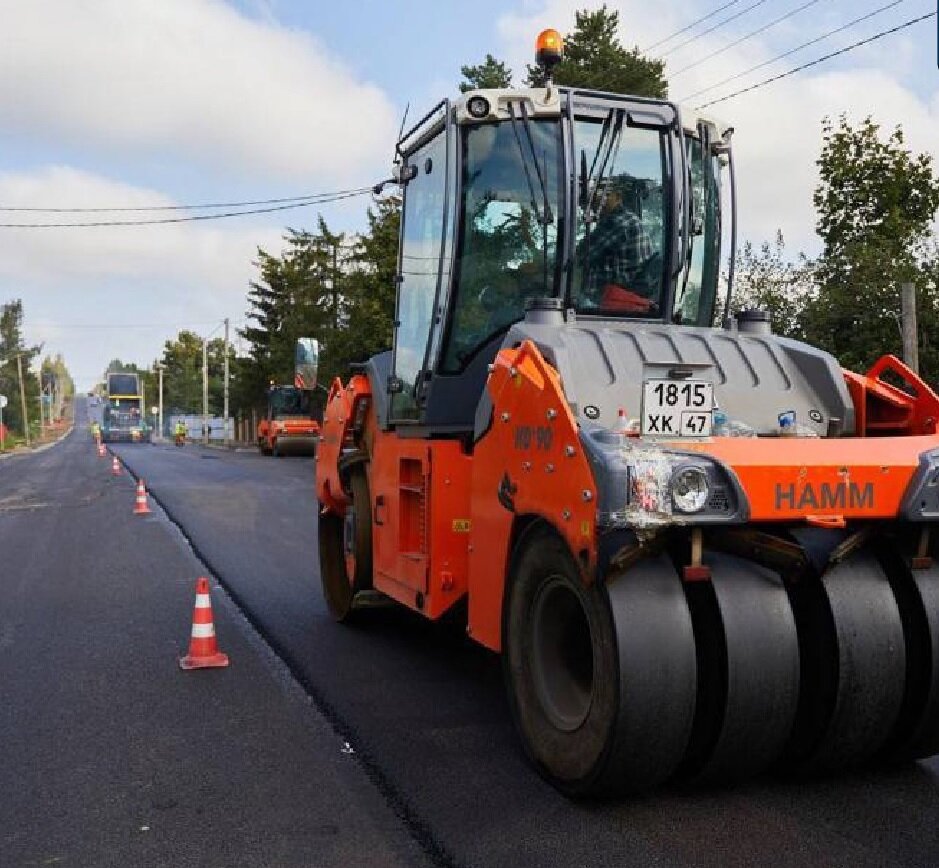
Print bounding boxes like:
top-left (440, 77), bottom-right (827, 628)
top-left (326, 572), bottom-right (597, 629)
top-left (174, 420), bottom-right (187, 447)
top-left (91, 421), bottom-right (101, 443)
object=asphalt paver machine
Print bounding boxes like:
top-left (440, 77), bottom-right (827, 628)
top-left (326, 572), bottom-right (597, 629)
top-left (316, 30), bottom-right (939, 794)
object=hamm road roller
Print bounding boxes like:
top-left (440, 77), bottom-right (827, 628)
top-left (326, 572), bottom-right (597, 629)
top-left (316, 30), bottom-right (939, 795)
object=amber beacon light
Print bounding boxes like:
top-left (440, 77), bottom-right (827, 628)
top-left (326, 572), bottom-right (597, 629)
top-left (535, 28), bottom-right (564, 72)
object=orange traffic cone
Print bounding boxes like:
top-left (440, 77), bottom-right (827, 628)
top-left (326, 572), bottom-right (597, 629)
top-left (97, 442), bottom-right (106, 458)
top-left (111, 456), bottom-right (121, 476)
top-left (133, 479), bottom-right (151, 515)
top-left (179, 577), bottom-right (229, 670)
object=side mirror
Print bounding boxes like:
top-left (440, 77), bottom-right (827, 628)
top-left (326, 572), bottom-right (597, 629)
top-left (295, 338), bottom-right (319, 390)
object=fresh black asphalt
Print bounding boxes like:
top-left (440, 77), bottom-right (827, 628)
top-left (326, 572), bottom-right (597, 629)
top-left (109, 426), bottom-right (939, 867)
top-left (0, 399), bottom-right (430, 868)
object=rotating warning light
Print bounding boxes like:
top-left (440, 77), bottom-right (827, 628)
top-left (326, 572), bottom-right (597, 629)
top-left (535, 28), bottom-right (564, 70)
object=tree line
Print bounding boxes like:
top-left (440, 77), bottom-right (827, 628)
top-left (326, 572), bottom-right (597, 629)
top-left (0, 299), bottom-right (75, 440)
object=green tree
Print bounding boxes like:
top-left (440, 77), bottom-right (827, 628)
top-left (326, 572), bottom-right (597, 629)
top-left (460, 54), bottom-right (513, 92)
top-left (803, 116), bottom-right (939, 377)
top-left (0, 300), bottom-right (40, 437)
top-left (328, 195), bottom-right (401, 377)
top-left (730, 232), bottom-right (815, 340)
top-left (525, 6), bottom-right (667, 97)
top-left (236, 195), bottom-right (401, 414)
top-left (154, 332), bottom-right (229, 415)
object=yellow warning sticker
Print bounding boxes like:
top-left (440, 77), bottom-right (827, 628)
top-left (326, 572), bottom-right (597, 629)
top-left (580, 520), bottom-right (592, 538)
top-left (452, 519), bottom-right (472, 533)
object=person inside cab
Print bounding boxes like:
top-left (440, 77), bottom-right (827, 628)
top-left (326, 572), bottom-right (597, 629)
top-left (582, 182), bottom-right (656, 314)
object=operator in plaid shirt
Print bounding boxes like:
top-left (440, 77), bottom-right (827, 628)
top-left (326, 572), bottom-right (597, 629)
top-left (583, 185), bottom-right (655, 313)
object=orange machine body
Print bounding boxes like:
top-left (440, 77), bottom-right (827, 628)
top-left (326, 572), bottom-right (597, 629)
top-left (258, 416), bottom-right (320, 451)
top-left (316, 344), bottom-right (939, 653)
top-left (258, 383), bottom-right (320, 456)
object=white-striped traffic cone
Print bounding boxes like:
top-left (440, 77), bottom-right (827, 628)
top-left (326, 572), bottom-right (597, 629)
top-left (133, 479), bottom-right (151, 515)
top-left (179, 577), bottom-right (229, 670)
top-left (111, 456), bottom-right (121, 476)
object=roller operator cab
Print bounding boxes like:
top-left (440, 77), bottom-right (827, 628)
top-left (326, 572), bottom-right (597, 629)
top-left (102, 372), bottom-right (151, 443)
top-left (317, 31), bottom-right (939, 795)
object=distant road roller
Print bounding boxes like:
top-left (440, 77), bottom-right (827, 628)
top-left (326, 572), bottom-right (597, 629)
top-left (316, 30), bottom-right (939, 794)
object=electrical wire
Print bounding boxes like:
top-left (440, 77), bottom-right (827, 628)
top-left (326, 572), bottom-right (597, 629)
top-left (642, 1), bottom-right (743, 52)
top-left (679, 0), bottom-right (908, 102)
top-left (658, 0), bottom-right (770, 59)
top-left (670, 0), bottom-right (827, 77)
top-left (695, 10), bottom-right (937, 108)
top-left (0, 189), bottom-right (370, 228)
top-left (0, 186), bottom-right (373, 213)
top-left (28, 320), bottom-right (239, 330)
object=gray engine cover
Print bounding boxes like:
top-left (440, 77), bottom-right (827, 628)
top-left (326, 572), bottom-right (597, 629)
top-left (498, 315), bottom-right (855, 438)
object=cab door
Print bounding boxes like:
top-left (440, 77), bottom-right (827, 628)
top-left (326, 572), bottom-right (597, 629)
top-left (389, 123), bottom-right (450, 421)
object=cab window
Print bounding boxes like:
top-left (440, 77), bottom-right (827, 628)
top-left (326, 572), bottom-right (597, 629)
top-left (392, 131), bottom-right (448, 420)
top-left (441, 119), bottom-right (561, 372)
top-left (571, 113), bottom-right (667, 318)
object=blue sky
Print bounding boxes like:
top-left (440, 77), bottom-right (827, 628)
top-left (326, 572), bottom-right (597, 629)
top-left (1, 0), bottom-right (936, 389)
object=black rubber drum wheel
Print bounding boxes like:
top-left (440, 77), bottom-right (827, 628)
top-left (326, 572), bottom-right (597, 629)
top-left (319, 470), bottom-right (372, 621)
top-left (786, 550), bottom-right (906, 771)
top-left (681, 553), bottom-right (800, 783)
top-left (882, 558), bottom-right (939, 760)
top-left (504, 528), bottom-right (696, 796)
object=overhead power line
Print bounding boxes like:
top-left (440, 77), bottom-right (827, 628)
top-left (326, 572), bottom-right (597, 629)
top-left (28, 320), bottom-right (243, 330)
top-left (679, 0), bottom-right (908, 102)
top-left (670, 0), bottom-right (827, 77)
top-left (658, 0), bottom-right (770, 58)
top-left (0, 189), bottom-right (371, 228)
top-left (696, 10), bottom-right (937, 108)
top-left (0, 186), bottom-right (373, 214)
top-left (642, 1), bottom-right (743, 52)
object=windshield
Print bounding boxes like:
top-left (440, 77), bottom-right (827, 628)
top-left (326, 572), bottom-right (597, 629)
top-left (571, 113), bottom-right (668, 318)
top-left (269, 387), bottom-right (311, 418)
top-left (108, 373), bottom-right (139, 396)
top-left (441, 117), bottom-right (561, 372)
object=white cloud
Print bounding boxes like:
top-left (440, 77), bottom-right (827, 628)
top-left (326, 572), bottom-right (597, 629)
top-left (0, 166), bottom-right (291, 388)
top-left (0, 0), bottom-right (398, 184)
top-left (496, 0), bottom-right (939, 255)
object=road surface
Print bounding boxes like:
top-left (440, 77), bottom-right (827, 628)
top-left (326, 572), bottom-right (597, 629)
top-left (0, 399), bottom-right (430, 868)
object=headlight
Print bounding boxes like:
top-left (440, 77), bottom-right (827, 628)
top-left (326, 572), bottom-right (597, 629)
top-left (466, 96), bottom-right (490, 118)
top-left (671, 466), bottom-right (710, 514)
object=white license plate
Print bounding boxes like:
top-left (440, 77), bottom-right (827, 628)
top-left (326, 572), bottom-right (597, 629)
top-left (641, 379), bottom-right (714, 438)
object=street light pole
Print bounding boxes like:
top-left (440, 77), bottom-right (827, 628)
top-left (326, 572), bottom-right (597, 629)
top-left (155, 363), bottom-right (165, 440)
top-left (202, 337), bottom-right (209, 445)
top-left (16, 354), bottom-right (29, 446)
top-left (901, 281), bottom-right (919, 373)
top-left (223, 317), bottom-right (230, 445)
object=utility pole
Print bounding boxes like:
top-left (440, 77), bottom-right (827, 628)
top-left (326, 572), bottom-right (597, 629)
top-left (155, 362), bottom-right (165, 440)
top-left (332, 242), bottom-right (340, 330)
top-left (16, 354), bottom-right (29, 446)
top-left (901, 281), bottom-right (919, 373)
top-left (223, 317), bottom-right (230, 445)
top-left (202, 337), bottom-right (209, 445)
